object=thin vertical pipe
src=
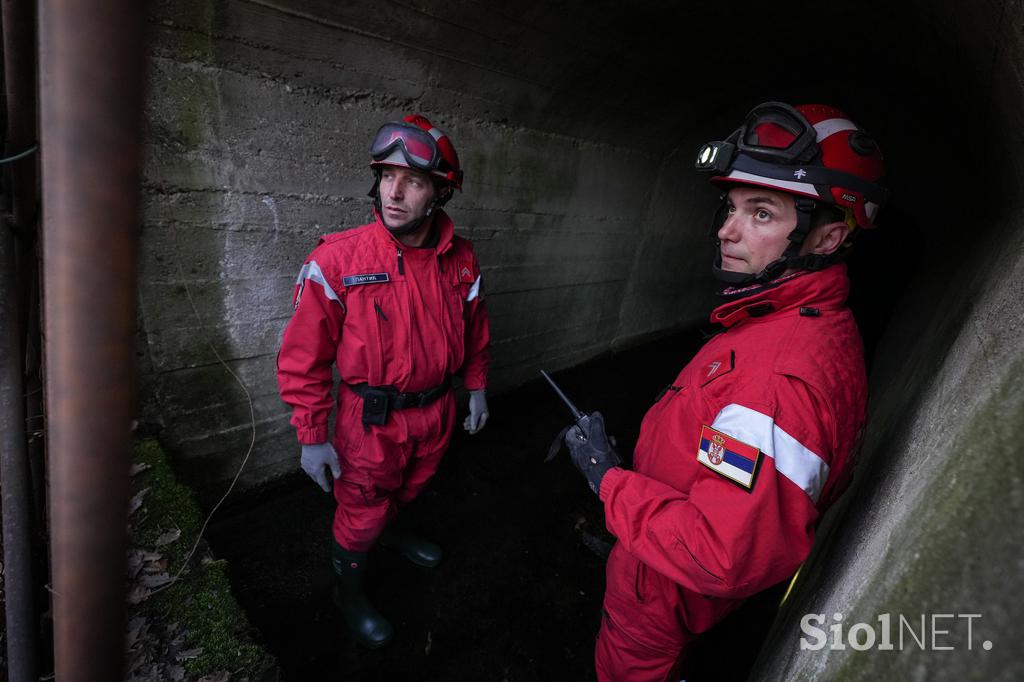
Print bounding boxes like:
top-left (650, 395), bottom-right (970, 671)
top-left (0, 213), bottom-right (36, 682)
top-left (1, 0), bottom-right (40, 680)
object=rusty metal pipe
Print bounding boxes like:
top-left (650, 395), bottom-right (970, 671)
top-left (2, 0), bottom-right (40, 679)
top-left (39, 0), bottom-right (148, 679)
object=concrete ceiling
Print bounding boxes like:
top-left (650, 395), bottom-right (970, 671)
top-left (252, 0), bottom-right (981, 157)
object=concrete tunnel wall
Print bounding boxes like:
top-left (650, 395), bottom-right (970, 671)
top-left (138, 0), bottom-right (723, 494)
top-left (135, 1), bottom-right (1023, 678)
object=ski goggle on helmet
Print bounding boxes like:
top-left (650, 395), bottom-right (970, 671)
top-left (695, 102), bottom-right (887, 229)
top-left (369, 115), bottom-right (464, 190)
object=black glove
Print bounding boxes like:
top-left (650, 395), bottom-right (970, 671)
top-left (563, 411), bottom-right (621, 495)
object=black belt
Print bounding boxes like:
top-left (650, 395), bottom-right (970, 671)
top-left (347, 377), bottom-right (452, 426)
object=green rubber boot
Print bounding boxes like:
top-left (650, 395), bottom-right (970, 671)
top-left (331, 543), bottom-right (394, 648)
top-left (378, 524), bottom-right (443, 568)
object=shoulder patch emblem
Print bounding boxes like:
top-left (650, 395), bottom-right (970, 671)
top-left (697, 424), bottom-right (762, 491)
top-left (342, 272), bottom-right (390, 287)
top-left (700, 350), bottom-right (735, 386)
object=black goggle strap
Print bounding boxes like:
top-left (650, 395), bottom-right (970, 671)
top-left (731, 155), bottom-right (888, 207)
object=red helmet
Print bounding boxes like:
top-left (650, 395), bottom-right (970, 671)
top-left (369, 114), bottom-right (463, 191)
top-left (696, 102), bottom-right (886, 229)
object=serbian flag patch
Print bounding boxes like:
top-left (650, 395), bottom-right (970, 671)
top-left (697, 425), bottom-right (762, 490)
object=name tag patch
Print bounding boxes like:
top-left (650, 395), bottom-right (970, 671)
top-left (343, 272), bottom-right (390, 287)
top-left (697, 424), bottom-right (762, 490)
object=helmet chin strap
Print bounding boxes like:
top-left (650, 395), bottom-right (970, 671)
top-left (711, 252), bottom-right (788, 286)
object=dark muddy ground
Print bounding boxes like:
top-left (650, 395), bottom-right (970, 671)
top-left (207, 329), bottom-right (785, 681)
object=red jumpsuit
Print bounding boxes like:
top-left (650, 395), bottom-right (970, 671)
top-left (277, 210), bottom-right (490, 551)
top-left (595, 265), bottom-right (867, 681)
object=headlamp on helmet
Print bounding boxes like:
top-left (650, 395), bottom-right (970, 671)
top-left (695, 141), bottom-right (735, 174)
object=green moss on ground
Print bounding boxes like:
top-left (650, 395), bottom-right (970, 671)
top-left (168, 558), bottom-right (272, 677)
top-left (132, 439), bottom-right (203, 565)
top-left (130, 438), bottom-right (275, 680)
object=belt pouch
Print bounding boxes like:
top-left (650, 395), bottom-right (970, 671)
top-left (361, 388), bottom-right (390, 426)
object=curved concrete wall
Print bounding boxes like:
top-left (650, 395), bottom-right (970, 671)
top-left (137, 3), bottom-right (1023, 676)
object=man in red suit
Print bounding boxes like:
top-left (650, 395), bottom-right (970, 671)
top-left (561, 102), bottom-right (887, 680)
top-left (278, 114), bottom-right (491, 648)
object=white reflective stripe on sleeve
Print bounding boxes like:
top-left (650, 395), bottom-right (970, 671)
top-left (710, 403), bottom-right (829, 504)
top-left (813, 118), bottom-right (857, 142)
top-left (466, 274), bottom-right (482, 302)
top-left (295, 260), bottom-right (343, 309)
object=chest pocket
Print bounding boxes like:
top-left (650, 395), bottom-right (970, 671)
top-left (342, 280), bottom-right (407, 386)
top-left (640, 365), bottom-right (688, 437)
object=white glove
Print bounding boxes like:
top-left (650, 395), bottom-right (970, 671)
top-left (301, 442), bottom-right (341, 492)
top-left (463, 390), bottom-right (489, 434)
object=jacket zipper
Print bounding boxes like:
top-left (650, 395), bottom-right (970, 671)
top-left (634, 561), bottom-right (645, 603)
top-left (373, 297), bottom-right (386, 381)
top-left (397, 248), bottom-right (404, 275)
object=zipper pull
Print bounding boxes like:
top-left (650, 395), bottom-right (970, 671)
top-left (397, 248), bottom-right (404, 275)
top-left (374, 301), bottom-right (388, 321)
